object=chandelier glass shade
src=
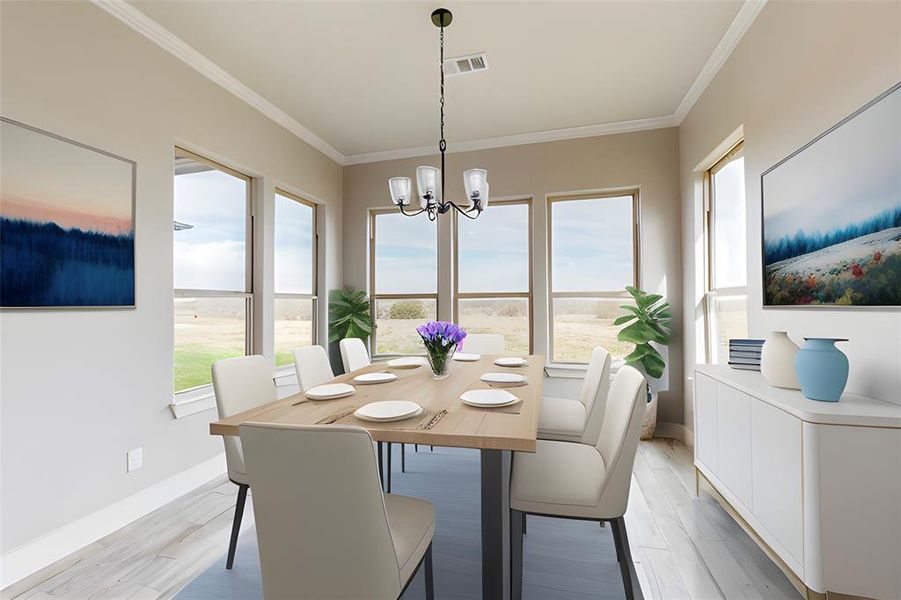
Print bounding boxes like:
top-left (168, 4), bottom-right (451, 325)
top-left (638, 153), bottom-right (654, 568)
top-left (387, 8), bottom-right (488, 221)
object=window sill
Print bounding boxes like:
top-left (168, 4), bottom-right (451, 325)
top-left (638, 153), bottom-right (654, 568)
top-left (170, 385), bottom-right (217, 419)
top-left (544, 358), bottom-right (625, 379)
top-left (274, 365), bottom-right (298, 387)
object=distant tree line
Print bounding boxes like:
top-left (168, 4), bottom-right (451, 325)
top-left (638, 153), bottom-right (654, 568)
top-left (0, 217), bottom-right (134, 306)
top-left (764, 206), bottom-right (901, 264)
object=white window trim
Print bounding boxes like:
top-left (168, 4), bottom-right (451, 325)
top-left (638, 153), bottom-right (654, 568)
top-left (547, 190), bottom-right (641, 365)
top-left (171, 147), bottom-right (254, 414)
top-left (703, 141), bottom-right (748, 364)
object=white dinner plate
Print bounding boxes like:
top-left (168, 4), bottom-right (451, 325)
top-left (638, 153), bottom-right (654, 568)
top-left (353, 372), bottom-right (398, 385)
top-left (354, 401), bottom-right (423, 422)
top-left (480, 372), bottom-right (527, 384)
top-left (304, 383), bottom-right (355, 401)
top-left (452, 352), bottom-right (481, 362)
top-left (495, 357), bottom-right (528, 367)
top-left (460, 389), bottom-right (520, 408)
top-left (387, 357), bottom-right (427, 369)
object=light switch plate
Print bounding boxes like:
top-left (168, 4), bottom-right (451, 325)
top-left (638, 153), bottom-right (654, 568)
top-left (127, 447), bottom-right (143, 473)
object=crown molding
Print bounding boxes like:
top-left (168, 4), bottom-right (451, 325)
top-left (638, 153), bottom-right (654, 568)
top-left (674, 0), bottom-right (768, 123)
top-left (91, 0), bottom-right (764, 167)
top-left (90, 0), bottom-right (346, 165)
top-left (343, 114), bottom-right (680, 165)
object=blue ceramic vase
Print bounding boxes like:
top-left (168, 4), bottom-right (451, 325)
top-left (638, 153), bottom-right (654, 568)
top-left (794, 338), bottom-right (849, 402)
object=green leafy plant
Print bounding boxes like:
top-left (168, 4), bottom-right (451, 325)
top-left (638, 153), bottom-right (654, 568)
top-left (615, 286), bottom-right (671, 379)
top-left (328, 286), bottom-right (372, 343)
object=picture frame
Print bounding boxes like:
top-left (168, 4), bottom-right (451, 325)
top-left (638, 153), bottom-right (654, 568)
top-left (0, 117), bottom-right (136, 309)
top-left (760, 82), bottom-right (900, 308)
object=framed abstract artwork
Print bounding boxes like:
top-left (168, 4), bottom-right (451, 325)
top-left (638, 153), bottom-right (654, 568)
top-left (0, 118), bottom-right (136, 308)
top-left (761, 82), bottom-right (900, 307)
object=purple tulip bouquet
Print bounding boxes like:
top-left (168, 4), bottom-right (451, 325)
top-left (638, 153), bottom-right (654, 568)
top-left (416, 320), bottom-right (467, 379)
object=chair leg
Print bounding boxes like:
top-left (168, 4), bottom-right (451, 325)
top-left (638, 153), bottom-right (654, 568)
top-left (401, 443), bottom-right (406, 472)
top-left (387, 443), bottom-right (392, 493)
top-left (226, 483), bottom-right (248, 569)
top-left (511, 509), bottom-right (524, 600)
top-left (522, 511), bottom-right (527, 535)
top-left (415, 444), bottom-right (419, 452)
top-left (611, 516), bottom-right (638, 600)
top-left (424, 543), bottom-right (435, 600)
top-left (609, 520), bottom-right (623, 563)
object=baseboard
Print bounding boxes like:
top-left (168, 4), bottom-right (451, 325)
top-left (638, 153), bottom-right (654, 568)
top-left (0, 453), bottom-right (227, 591)
top-left (653, 420), bottom-right (692, 445)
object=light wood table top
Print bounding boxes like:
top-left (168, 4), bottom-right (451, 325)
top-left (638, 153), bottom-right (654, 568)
top-left (210, 355), bottom-right (545, 452)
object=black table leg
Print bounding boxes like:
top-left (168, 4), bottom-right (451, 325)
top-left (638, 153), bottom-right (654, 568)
top-left (377, 441), bottom-right (384, 491)
top-left (481, 449), bottom-right (511, 600)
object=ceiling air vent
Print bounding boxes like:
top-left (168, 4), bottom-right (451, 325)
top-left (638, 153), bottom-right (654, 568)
top-left (444, 52), bottom-right (489, 77)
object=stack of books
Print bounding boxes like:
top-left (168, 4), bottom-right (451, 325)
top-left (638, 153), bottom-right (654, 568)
top-left (728, 339), bottom-right (764, 370)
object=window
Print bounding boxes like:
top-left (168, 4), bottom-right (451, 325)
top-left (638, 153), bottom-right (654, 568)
top-left (454, 199), bottom-right (532, 354)
top-left (173, 148), bottom-right (252, 393)
top-left (705, 142), bottom-right (748, 364)
top-left (370, 209), bottom-right (438, 355)
top-left (274, 190), bottom-right (317, 367)
top-left (548, 192), bottom-right (639, 363)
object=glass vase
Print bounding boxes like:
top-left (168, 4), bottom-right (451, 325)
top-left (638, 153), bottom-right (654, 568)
top-left (426, 345), bottom-right (454, 380)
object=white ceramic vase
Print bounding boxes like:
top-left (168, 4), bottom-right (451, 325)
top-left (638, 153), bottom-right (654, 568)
top-left (761, 331), bottom-right (800, 389)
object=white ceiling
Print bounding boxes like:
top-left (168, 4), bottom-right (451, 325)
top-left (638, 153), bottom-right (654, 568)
top-left (119, 1), bottom-right (754, 163)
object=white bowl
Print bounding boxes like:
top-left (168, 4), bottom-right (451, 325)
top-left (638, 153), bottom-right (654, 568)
top-left (353, 372), bottom-right (399, 384)
top-left (495, 357), bottom-right (528, 367)
top-left (386, 357), bottom-right (427, 369)
top-left (354, 401), bottom-right (423, 422)
top-left (480, 372), bottom-right (527, 384)
top-left (460, 389), bottom-right (520, 407)
top-left (304, 383), bottom-right (355, 400)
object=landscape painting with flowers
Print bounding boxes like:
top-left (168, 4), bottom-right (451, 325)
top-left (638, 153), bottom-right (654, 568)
top-left (762, 83), bottom-right (900, 307)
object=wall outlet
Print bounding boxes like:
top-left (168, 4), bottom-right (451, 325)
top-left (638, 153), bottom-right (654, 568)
top-left (127, 447), bottom-right (143, 473)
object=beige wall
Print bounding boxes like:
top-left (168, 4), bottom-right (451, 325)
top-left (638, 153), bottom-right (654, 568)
top-left (343, 128), bottom-right (685, 424)
top-left (679, 0), bottom-right (901, 433)
top-left (0, 1), bottom-right (342, 553)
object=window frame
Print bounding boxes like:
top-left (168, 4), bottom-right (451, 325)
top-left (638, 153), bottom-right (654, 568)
top-left (452, 197), bottom-right (534, 353)
top-left (173, 146), bottom-right (254, 395)
top-left (273, 188), bottom-right (319, 367)
top-left (703, 141), bottom-right (747, 364)
top-left (369, 207), bottom-right (439, 357)
top-left (547, 190), bottom-right (641, 365)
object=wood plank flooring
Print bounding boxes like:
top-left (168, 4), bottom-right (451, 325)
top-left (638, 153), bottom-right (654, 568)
top-left (4, 439), bottom-right (798, 600)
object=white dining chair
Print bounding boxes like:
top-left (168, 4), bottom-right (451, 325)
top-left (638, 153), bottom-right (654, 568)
top-left (210, 354), bottom-right (277, 569)
top-left (338, 336), bottom-right (410, 486)
top-left (537, 346), bottom-right (611, 443)
top-left (340, 337), bottom-right (372, 373)
top-left (462, 332), bottom-right (505, 355)
top-left (292, 345), bottom-right (335, 392)
top-left (510, 365), bottom-right (647, 599)
top-left (240, 423), bottom-right (436, 600)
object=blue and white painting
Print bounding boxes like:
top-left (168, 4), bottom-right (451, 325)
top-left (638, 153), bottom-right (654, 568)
top-left (0, 119), bottom-right (135, 308)
top-left (762, 84), bottom-right (900, 306)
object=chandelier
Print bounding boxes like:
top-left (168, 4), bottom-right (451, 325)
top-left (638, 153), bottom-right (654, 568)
top-left (388, 8), bottom-right (488, 221)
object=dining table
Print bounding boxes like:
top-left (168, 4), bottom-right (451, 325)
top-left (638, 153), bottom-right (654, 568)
top-left (210, 353), bottom-right (544, 600)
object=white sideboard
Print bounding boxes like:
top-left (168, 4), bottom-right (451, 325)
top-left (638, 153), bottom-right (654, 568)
top-left (694, 364), bottom-right (901, 600)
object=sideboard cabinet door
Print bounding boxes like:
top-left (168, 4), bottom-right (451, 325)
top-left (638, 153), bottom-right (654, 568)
top-left (716, 382), bottom-right (752, 510)
top-left (751, 399), bottom-right (803, 567)
top-left (695, 373), bottom-right (718, 474)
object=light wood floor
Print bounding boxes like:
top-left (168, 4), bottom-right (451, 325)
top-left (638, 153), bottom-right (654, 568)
top-left (4, 439), bottom-right (797, 600)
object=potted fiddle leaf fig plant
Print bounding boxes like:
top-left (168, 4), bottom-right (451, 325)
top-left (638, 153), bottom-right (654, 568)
top-left (328, 287), bottom-right (373, 372)
top-left (615, 286), bottom-right (671, 439)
